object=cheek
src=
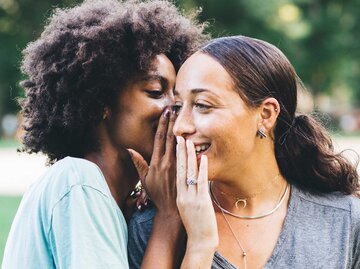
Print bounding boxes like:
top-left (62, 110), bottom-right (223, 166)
top-left (144, 100), bottom-right (168, 120)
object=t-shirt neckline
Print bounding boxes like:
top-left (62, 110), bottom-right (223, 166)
top-left (214, 185), bottom-right (299, 269)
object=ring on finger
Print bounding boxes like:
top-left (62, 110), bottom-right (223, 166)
top-left (186, 178), bottom-right (197, 185)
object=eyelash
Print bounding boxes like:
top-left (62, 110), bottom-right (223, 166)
top-left (194, 102), bottom-right (212, 112)
top-left (145, 90), bottom-right (163, 99)
top-left (172, 104), bottom-right (182, 115)
top-left (171, 102), bottom-right (212, 115)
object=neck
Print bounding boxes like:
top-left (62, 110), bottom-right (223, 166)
top-left (84, 147), bottom-right (138, 211)
top-left (211, 150), bottom-right (288, 216)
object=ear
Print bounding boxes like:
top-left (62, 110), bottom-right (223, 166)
top-left (258, 97), bottom-right (280, 132)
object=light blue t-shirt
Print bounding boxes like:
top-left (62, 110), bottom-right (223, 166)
top-left (2, 157), bottom-right (129, 269)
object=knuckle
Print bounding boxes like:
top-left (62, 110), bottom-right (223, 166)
top-left (159, 117), bottom-right (168, 126)
top-left (166, 133), bottom-right (175, 141)
top-left (161, 163), bottom-right (171, 171)
top-left (155, 132), bottom-right (166, 140)
top-left (151, 165), bottom-right (159, 173)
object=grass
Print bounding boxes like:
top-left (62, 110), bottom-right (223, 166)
top-left (0, 139), bottom-right (21, 149)
top-left (0, 196), bottom-right (22, 265)
top-left (332, 132), bottom-right (360, 138)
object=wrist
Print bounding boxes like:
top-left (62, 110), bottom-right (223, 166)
top-left (181, 241), bottom-right (217, 269)
top-left (153, 211), bottom-right (184, 233)
top-left (155, 210), bottom-right (182, 224)
top-left (186, 237), bottom-right (218, 254)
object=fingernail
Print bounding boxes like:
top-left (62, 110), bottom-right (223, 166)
top-left (163, 108), bottom-right (170, 118)
top-left (144, 201), bottom-right (148, 206)
top-left (176, 136), bottom-right (181, 144)
top-left (137, 205), bottom-right (142, 210)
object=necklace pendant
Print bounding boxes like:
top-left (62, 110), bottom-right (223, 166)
top-left (242, 252), bottom-right (247, 257)
top-left (235, 198), bottom-right (247, 208)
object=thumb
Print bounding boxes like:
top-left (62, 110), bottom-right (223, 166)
top-left (127, 148), bottom-right (149, 184)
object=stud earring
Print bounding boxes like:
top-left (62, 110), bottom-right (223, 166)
top-left (257, 126), bottom-right (267, 139)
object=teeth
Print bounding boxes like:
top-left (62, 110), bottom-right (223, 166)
top-left (195, 144), bottom-right (209, 153)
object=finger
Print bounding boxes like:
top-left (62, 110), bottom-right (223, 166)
top-left (197, 155), bottom-right (208, 194)
top-left (139, 189), bottom-right (150, 206)
top-left (176, 136), bottom-right (187, 195)
top-left (136, 190), bottom-right (150, 209)
top-left (186, 139), bottom-right (198, 192)
top-left (151, 108), bottom-right (171, 164)
top-left (127, 149), bottom-right (149, 185)
top-left (164, 109), bottom-right (177, 163)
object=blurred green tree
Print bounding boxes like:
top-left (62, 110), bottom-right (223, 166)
top-left (178, 0), bottom-right (360, 105)
top-left (0, 0), bottom-right (359, 136)
top-left (0, 0), bottom-right (80, 135)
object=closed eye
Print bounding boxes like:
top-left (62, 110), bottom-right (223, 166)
top-left (194, 102), bottom-right (212, 112)
top-left (145, 90), bottom-right (163, 99)
top-left (172, 104), bottom-right (182, 115)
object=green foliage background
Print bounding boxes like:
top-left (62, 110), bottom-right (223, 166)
top-left (0, 0), bottom-right (359, 134)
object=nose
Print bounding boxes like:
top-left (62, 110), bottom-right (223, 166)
top-left (173, 105), bottom-right (196, 137)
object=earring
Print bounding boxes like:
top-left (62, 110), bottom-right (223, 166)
top-left (103, 108), bottom-right (110, 120)
top-left (257, 126), bottom-right (267, 139)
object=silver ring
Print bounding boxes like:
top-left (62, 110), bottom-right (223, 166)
top-left (186, 178), bottom-right (197, 185)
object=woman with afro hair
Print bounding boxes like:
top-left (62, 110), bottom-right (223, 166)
top-left (2, 0), bottom-right (208, 268)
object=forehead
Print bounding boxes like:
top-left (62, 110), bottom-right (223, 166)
top-left (175, 52), bottom-right (235, 96)
top-left (148, 54), bottom-right (176, 85)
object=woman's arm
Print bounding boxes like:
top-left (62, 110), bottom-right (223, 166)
top-left (129, 109), bottom-right (185, 268)
top-left (141, 211), bottom-right (185, 268)
top-left (129, 111), bottom-right (218, 268)
top-left (176, 137), bottom-right (219, 269)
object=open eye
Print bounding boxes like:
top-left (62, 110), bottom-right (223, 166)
top-left (145, 90), bottom-right (163, 99)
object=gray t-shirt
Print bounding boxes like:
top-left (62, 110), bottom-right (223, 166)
top-left (128, 186), bottom-right (360, 269)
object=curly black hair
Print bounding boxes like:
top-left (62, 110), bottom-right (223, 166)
top-left (19, 0), bottom-right (208, 164)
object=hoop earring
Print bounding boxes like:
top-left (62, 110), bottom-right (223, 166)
top-left (257, 126), bottom-right (267, 139)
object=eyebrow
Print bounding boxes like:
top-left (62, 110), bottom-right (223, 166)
top-left (142, 74), bottom-right (169, 89)
top-left (174, 88), bottom-right (221, 99)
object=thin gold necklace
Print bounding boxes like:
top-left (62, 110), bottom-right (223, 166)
top-left (212, 187), bottom-right (248, 269)
top-left (212, 182), bottom-right (288, 269)
top-left (210, 182), bottom-right (290, 220)
top-left (214, 174), bottom-right (281, 208)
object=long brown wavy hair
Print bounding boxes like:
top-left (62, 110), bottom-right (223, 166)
top-left (201, 36), bottom-right (359, 196)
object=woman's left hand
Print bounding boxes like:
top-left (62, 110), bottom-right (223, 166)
top-left (176, 136), bottom-right (218, 267)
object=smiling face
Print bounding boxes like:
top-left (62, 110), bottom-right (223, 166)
top-left (107, 54), bottom-right (176, 162)
top-left (173, 52), bottom-right (262, 181)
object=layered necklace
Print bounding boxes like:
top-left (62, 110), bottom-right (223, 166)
top-left (214, 174), bottom-right (281, 209)
top-left (209, 181), bottom-right (290, 269)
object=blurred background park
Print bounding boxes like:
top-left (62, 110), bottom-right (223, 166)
top-left (0, 0), bottom-right (359, 263)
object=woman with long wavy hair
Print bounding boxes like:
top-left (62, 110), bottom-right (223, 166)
top-left (129, 35), bottom-right (360, 269)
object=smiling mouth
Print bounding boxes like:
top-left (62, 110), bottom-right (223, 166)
top-left (195, 143), bottom-right (211, 155)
